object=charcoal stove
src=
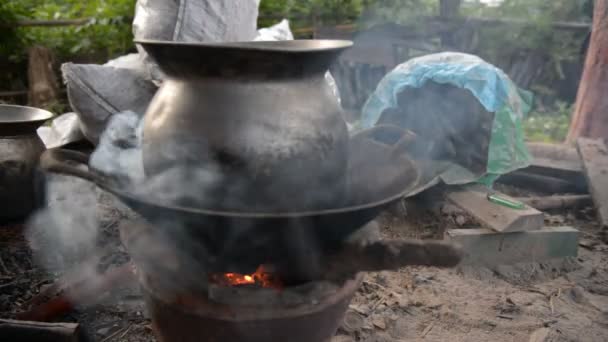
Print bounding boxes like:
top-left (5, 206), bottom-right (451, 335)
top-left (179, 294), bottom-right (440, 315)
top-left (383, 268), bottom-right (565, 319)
top-left (142, 270), bottom-right (362, 342)
top-left (121, 219), bottom-right (367, 342)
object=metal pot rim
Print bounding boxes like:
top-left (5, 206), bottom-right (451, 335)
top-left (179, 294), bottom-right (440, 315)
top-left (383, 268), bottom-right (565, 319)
top-left (0, 104), bottom-right (54, 124)
top-left (134, 39), bottom-right (354, 53)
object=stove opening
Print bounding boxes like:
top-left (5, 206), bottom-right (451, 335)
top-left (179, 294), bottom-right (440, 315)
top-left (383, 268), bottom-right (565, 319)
top-left (209, 264), bottom-right (283, 290)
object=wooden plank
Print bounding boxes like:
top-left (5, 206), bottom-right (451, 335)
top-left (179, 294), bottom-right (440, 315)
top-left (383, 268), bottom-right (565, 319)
top-left (526, 142), bottom-right (580, 162)
top-left (576, 138), bottom-right (608, 228)
top-left (0, 90), bottom-right (28, 97)
top-left (446, 227), bottom-right (579, 266)
top-left (0, 319), bottom-right (85, 342)
top-left (446, 184), bottom-right (544, 232)
top-left (519, 195), bottom-right (592, 211)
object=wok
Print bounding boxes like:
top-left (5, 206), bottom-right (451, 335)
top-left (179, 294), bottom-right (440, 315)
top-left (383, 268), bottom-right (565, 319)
top-left (40, 126), bottom-right (420, 277)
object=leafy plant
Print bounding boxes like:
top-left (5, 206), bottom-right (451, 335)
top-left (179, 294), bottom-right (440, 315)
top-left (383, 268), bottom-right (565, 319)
top-left (524, 101), bottom-right (572, 142)
top-left (1, 0), bottom-right (135, 63)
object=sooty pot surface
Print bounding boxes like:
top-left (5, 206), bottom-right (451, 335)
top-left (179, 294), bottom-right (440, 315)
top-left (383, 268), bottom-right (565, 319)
top-left (138, 40), bottom-right (353, 212)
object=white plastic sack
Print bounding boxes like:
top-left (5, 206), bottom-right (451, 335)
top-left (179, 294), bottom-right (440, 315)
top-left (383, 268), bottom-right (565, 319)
top-left (254, 19), bottom-right (293, 41)
top-left (104, 53), bottom-right (148, 77)
top-left (254, 19), bottom-right (342, 107)
top-left (37, 112), bottom-right (84, 149)
top-left (133, 0), bottom-right (261, 83)
top-left (62, 63), bottom-right (157, 144)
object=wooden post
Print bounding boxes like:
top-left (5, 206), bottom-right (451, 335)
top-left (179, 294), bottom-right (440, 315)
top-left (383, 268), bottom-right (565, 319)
top-left (27, 46), bottom-right (59, 109)
top-left (439, 0), bottom-right (462, 49)
top-left (439, 0), bottom-right (462, 17)
top-left (567, 0), bottom-right (608, 143)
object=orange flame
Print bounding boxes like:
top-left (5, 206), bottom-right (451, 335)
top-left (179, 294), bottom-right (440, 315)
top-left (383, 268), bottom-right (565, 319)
top-left (210, 265), bottom-right (283, 289)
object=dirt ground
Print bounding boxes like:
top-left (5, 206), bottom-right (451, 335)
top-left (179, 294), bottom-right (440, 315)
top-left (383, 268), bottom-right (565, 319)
top-left (338, 203), bottom-right (608, 342)
top-left (1, 184), bottom-right (608, 342)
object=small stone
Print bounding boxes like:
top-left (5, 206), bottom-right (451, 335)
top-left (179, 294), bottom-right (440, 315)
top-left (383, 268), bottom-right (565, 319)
top-left (342, 311), bottom-right (364, 333)
top-left (455, 215), bottom-right (467, 226)
top-left (413, 275), bottom-right (432, 285)
top-left (372, 317), bottom-right (386, 330)
top-left (568, 286), bottom-right (589, 305)
top-left (349, 304), bottom-right (370, 315)
top-left (332, 335), bottom-right (355, 342)
top-left (96, 327), bottom-right (111, 336)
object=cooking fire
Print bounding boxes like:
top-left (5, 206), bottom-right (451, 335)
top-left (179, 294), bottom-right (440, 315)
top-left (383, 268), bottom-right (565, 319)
top-left (209, 265), bottom-right (283, 289)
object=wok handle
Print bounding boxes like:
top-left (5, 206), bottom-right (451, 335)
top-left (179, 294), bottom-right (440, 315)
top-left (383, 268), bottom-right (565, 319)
top-left (39, 148), bottom-right (103, 185)
top-left (352, 124), bottom-right (416, 157)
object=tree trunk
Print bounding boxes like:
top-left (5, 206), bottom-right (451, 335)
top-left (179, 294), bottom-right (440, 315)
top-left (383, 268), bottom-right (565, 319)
top-left (439, 0), bottom-right (462, 17)
top-left (439, 0), bottom-right (462, 49)
top-left (567, 0), bottom-right (608, 143)
top-left (27, 46), bottom-right (59, 109)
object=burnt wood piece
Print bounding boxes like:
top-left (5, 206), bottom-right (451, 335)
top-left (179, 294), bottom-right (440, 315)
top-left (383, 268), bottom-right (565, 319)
top-left (577, 138), bottom-right (608, 228)
top-left (447, 184), bottom-right (544, 233)
top-left (323, 239), bottom-right (462, 280)
top-left (525, 142), bottom-right (587, 187)
top-left (525, 159), bottom-right (587, 188)
top-left (18, 264), bottom-right (135, 322)
top-left (0, 319), bottom-right (86, 342)
top-left (519, 195), bottom-right (593, 211)
top-left (497, 171), bottom-right (588, 194)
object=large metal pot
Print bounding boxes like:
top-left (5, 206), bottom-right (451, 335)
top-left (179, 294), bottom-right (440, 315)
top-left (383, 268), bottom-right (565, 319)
top-left (0, 105), bottom-right (53, 220)
top-left (136, 40), bottom-right (352, 212)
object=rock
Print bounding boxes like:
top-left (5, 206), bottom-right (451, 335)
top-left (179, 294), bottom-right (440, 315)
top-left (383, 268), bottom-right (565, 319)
top-left (455, 215), bottom-right (467, 226)
top-left (568, 286), bottom-right (590, 305)
top-left (372, 317), bottom-right (387, 330)
top-left (342, 311), bottom-right (364, 334)
top-left (332, 335), bottom-right (355, 342)
top-left (96, 327), bottom-right (111, 336)
top-left (529, 328), bottom-right (550, 342)
top-left (364, 332), bottom-right (395, 342)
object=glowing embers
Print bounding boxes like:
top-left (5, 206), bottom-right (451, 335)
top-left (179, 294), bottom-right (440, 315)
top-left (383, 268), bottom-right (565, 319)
top-left (209, 265), bottom-right (283, 290)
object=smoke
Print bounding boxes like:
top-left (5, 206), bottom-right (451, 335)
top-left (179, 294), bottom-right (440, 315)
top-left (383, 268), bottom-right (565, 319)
top-left (27, 175), bottom-right (98, 272)
top-left (89, 110), bottom-right (144, 184)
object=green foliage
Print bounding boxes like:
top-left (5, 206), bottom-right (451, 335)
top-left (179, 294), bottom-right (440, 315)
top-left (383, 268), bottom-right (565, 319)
top-left (358, 0), bottom-right (436, 26)
top-left (0, 0), bottom-right (135, 63)
top-left (259, 0), bottom-right (365, 29)
top-left (524, 101), bottom-right (572, 143)
top-left (463, 0), bottom-right (588, 86)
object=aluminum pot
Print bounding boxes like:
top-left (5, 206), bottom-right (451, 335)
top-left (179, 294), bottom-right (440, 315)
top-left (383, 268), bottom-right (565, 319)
top-left (136, 40), bottom-right (352, 212)
top-left (0, 105), bottom-right (53, 220)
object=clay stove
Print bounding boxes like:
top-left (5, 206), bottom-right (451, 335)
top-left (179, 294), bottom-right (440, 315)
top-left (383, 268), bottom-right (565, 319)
top-left (121, 219), bottom-right (367, 342)
top-left (119, 217), bottom-right (460, 342)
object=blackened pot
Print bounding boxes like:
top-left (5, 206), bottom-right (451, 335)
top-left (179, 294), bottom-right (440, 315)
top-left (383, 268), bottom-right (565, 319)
top-left (0, 105), bottom-right (53, 220)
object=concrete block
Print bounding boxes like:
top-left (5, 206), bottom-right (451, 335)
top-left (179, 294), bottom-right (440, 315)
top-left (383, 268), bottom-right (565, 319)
top-left (446, 227), bottom-right (579, 266)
